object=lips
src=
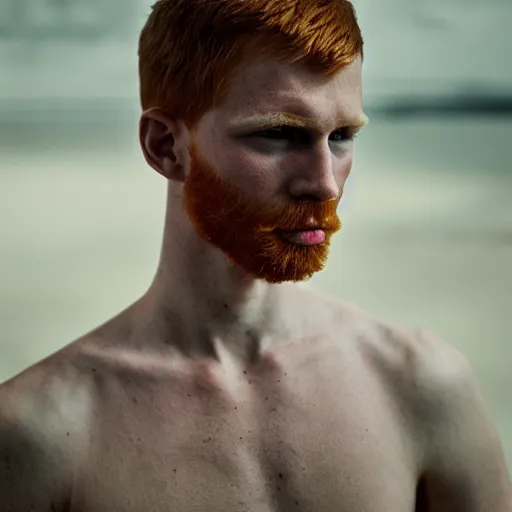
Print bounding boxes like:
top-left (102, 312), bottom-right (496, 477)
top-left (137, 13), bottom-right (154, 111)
top-left (277, 229), bottom-right (327, 246)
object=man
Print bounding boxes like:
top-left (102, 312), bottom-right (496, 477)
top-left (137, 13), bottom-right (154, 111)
top-left (1, 0), bottom-right (511, 510)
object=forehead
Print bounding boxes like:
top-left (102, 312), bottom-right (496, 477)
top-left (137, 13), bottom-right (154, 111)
top-left (212, 55), bottom-right (363, 127)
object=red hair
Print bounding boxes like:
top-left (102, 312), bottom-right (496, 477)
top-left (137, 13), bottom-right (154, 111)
top-left (138, 0), bottom-right (363, 128)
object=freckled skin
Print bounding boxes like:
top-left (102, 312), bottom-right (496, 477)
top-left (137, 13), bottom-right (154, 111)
top-left (0, 289), bottom-right (428, 512)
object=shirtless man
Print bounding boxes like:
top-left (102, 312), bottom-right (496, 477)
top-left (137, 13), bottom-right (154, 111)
top-left (1, 0), bottom-right (511, 510)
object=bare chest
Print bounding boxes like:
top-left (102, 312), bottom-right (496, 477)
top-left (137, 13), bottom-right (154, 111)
top-left (73, 344), bottom-right (420, 511)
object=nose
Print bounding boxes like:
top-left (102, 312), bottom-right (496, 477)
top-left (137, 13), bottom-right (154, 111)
top-left (288, 143), bottom-right (347, 202)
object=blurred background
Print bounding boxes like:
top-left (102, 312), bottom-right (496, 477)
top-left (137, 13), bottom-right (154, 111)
top-left (0, 0), bottom-right (511, 467)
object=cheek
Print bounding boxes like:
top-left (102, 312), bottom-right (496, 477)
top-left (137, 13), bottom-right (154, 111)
top-left (217, 149), bottom-right (282, 195)
top-left (337, 152), bottom-right (354, 182)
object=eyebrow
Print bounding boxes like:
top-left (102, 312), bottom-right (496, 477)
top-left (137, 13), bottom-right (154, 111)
top-left (229, 111), bottom-right (369, 134)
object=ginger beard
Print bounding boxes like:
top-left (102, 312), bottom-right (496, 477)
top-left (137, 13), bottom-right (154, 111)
top-left (183, 140), bottom-right (342, 284)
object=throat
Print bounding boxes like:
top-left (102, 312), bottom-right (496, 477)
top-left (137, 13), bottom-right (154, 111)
top-left (135, 288), bottom-right (285, 368)
top-left (210, 327), bottom-right (267, 367)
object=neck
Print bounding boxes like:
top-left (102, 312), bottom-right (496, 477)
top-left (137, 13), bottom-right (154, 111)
top-left (139, 186), bottom-right (292, 363)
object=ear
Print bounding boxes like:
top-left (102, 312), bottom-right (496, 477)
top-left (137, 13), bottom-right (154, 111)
top-left (139, 108), bottom-right (190, 182)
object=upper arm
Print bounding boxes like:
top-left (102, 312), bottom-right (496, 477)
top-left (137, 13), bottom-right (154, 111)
top-left (0, 384), bottom-right (73, 512)
top-left (415, 331), bottom-right (512, 512)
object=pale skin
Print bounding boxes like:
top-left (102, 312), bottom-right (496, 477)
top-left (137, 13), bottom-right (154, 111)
top-left (1, 55), bottom-right (511, 511)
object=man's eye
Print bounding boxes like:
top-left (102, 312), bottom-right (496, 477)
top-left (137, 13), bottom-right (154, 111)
top-left (256, 126), bottom-right (357, 143)
top-left (330, 128), bottom-right (358, 142)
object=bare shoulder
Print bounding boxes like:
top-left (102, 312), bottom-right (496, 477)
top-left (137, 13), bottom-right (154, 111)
top-left (312, 291), bottom-right (512, 508)
top-left (328, 301), bottom-right (512, 510)
top-left (0, 342), bottom-right (95, 511)
top-left (297, 286), bottom-right (473, 414)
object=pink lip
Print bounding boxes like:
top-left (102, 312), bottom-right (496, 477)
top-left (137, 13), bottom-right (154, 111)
top-left (279, 229), bottom-right (326, 246)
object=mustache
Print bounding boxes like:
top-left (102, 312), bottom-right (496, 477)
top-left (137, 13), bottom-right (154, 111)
top-left (200, 191), bottom-right (340, 233)
top-left (257, 200), bottom-right (341, 233)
